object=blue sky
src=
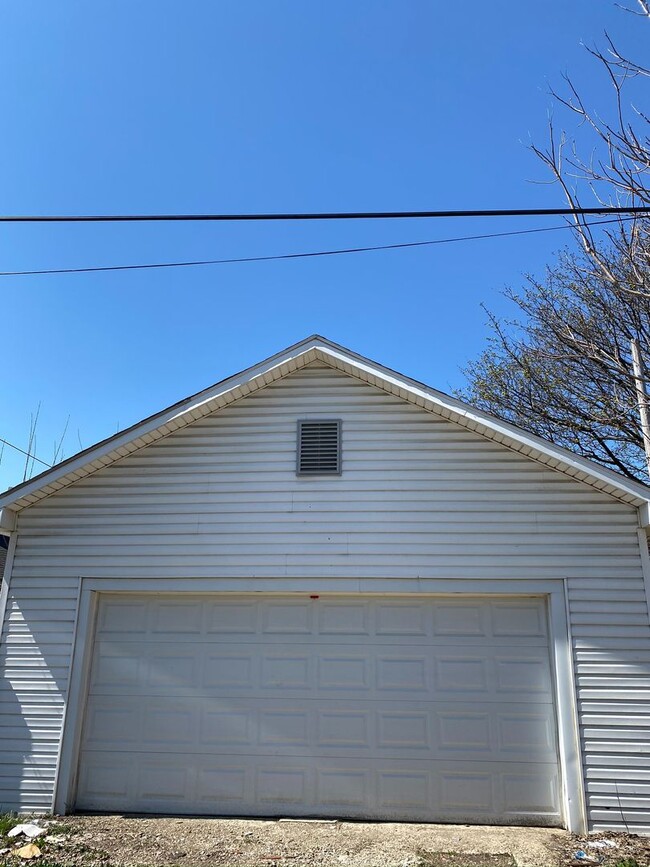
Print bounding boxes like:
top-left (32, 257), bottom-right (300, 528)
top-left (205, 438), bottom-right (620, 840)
top-left (0, 1), bottom-right (646, 490)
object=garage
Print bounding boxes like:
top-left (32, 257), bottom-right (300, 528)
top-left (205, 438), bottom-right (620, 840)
top-left (5, 337), bottom-right (649, 829)
top-left (75, 594), bottom-right (561, 825)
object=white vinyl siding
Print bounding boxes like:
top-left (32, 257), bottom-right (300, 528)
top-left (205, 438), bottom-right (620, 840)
top-left (1, 363), bottom-right (649, 829)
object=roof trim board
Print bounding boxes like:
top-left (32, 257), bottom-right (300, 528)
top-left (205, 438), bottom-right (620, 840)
top-left (1, 335), bottom-right (649, 516)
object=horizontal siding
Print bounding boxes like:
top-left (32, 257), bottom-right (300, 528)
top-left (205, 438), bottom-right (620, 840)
top-left (0, 574), bottom-right (76, 813)
top-left (569, 570), bottom-right (650, 833)
top-left (1, 363), bottom-right (649, 828)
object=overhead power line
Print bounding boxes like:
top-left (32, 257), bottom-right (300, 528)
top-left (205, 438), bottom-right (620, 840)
top-left (0, 438), bottom-right (52, 468)
top-left (0, 216), bottom-right (634, 277)
top-left (1, 206), bottom-right (649, 223)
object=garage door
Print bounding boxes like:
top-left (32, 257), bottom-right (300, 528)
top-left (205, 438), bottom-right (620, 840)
top-left (76, 595), bottom-right (561, 825)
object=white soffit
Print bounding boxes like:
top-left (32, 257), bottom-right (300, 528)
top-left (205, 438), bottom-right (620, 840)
top-left (1, 335), bottom-right (649, 514)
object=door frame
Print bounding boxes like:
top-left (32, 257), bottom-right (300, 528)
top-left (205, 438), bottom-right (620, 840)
top-left (54, 577), bottom-right (585, 832)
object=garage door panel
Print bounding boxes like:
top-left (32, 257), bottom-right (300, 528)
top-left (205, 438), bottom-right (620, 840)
top-left (490, 601), bottom-right (548, 637)
top-left (77, 751), bottom-right (561, 824)
top-left (82, 700), bottom-right (141, 745)
top-left (88, 642), bottom-right (554, 702)
top-left (194, 633), bottom-right (553, 647)
top-left (77, 595), bottom-right (561, 825)
top-left (82, 694), bottom-right (557, 762)
top-left (97, 599), bottom-right (148, 634)
top-left (96, 596), bottom-right (550, 647)
top-left (151, 600), bottom-right (204, 634)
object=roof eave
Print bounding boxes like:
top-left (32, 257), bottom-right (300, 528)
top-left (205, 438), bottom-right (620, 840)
top-left (0, 337), bottom-right (328, 511)
top-left (316, 343), bottom-right (650, 508)
top-left (2, 334), bottom-right (649, 514)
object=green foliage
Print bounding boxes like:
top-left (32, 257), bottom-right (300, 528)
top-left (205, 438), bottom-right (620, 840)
top-left (0, 814), bottom-right (20, 837)
top-left (0, 863), bottom-right (69, 867)
top-left (45, 822), bottom-right (75, 836)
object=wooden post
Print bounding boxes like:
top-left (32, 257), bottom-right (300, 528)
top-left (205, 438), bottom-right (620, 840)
top-left (631, 337), bottom-right (650, 476)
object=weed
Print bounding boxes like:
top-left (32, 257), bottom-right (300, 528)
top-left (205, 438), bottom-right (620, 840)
top-left (46, 822), bottom-right (76, 836)
top-left (29, 863), bottom-right (67, 867)
top-left (0, 814), bottom-right (21, 839)
top-left (414, 850), bottom-right (515, 867)
top-left (1, 862), bottom-right (71, 867)
top-left (613, 860), bottom-right (641, 867)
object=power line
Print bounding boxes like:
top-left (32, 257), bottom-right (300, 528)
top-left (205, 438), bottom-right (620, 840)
top-left (0, 438), bottom-right (52, 468)
top-left (0, 216), bottom-right (634, 277)
top-left (0, 206), bottom-right (649, 223)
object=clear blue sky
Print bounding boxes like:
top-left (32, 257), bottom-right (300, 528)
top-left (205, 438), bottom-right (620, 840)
top-left (0, 1), bottom-right (646, 490)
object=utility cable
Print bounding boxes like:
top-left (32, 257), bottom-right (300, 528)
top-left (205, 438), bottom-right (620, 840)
top-left (0, 438), bottom-right (52, 468)
top-left (0, 206), bottom-right (649, 223)
top-left (0, 215), bottom-right (635, 277)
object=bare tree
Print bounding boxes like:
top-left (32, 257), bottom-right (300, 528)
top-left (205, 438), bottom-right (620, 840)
top-left (531, 1), bottom-right (650, 290)
top-left (462, 244), bottom-right (650, 481)
top-left (22, 403), bottom-right (42, 482)
top-left (0, 409), bottom-right (74, 490)
top-left (462, 3), bottom-right (650, 482)
top-left (52, 415), bottom-right (71, 466)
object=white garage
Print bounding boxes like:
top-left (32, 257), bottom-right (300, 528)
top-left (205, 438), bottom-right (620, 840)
top-left (75, 594), bottom-right (561, 824)
top-left (2, 336), bottom-right (650, 832)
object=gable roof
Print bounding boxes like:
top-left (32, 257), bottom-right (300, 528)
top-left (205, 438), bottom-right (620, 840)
top-left (1, 334), bottom-right (649, 525)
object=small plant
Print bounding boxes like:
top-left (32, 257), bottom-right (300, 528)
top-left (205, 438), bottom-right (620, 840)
top-left (46, 821), bottom-right (76, 836)
top-left (613, 860), bottom-right (640, 867)
top-left (0, 813), bottom-right (20, 837)
top-left (18, 862), bottom-right (70, 867)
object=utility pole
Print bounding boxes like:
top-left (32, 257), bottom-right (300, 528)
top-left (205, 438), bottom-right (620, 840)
top-left (631, 337), bottom-right (650, 476)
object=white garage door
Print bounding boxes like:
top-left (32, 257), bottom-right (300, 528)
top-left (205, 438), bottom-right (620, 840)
top-left (76, 595), bottom-right (561, 825)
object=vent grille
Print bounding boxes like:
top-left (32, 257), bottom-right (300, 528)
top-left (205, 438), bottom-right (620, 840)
top-left (297, 420), bottom-right (341, 475)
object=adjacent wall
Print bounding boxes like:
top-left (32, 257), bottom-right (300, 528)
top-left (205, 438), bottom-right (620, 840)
top-left (1, 363), bottom-right (649, 830)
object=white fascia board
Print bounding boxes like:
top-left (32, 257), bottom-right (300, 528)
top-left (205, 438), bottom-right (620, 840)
top-left (2, 333), bottom-right (649, 512)
top-left (314, 345), bottom-right (650, 508)
top-left (0, 339), bottom-right (324, 511)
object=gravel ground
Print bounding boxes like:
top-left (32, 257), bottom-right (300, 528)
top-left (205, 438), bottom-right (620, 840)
top-left (0, 815), bottom-right (648, 867)
top-left (556, 831), bottom-right (650, 866)
top-left (0, 815), bottom-right (563, 867)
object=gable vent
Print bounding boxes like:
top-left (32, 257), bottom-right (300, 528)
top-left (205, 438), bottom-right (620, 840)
top-left (297, 419), bottom-right (341, 475)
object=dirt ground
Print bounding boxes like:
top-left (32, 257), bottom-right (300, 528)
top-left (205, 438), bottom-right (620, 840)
top-left (1, 815), bottom-right (649, 867)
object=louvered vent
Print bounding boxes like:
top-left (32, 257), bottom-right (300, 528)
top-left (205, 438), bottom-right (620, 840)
top-left (297, 419), bottom-right (341, 475)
